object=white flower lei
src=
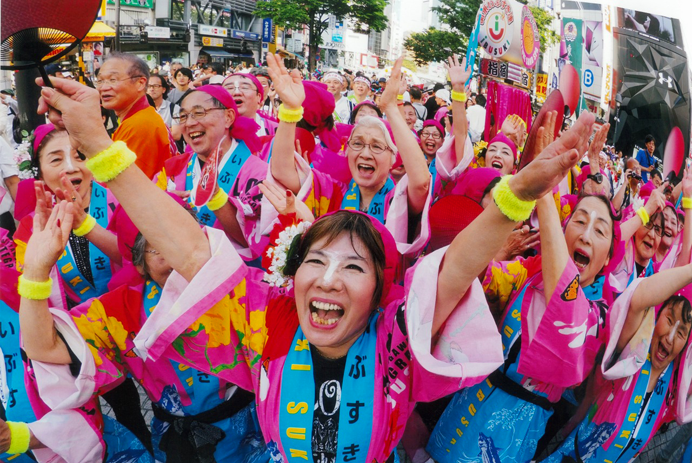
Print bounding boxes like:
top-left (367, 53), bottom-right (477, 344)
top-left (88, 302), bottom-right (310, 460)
top-left (13, 137), bottom-right (36, 180)
top-left (263, 221), bottom-right (312, 288)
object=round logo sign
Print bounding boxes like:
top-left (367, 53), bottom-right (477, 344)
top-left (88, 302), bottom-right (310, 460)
top-left (478, 0), bottom-right (515, 58)
top-left (521, 6), bottom-right (540, 69)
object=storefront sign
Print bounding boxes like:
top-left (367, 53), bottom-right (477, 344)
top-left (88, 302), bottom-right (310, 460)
top-left (232, 30), bottom-right (260, 41)
top-left (478, 0), bottom-right (515, 58)
top-left (199, 25), bottom-right (228, 37)
top-left (322, 41), bottom-right (345, 50)
top-left (535, 73), bottom-right (548, 101)
top-left (202, 37), bottom-right (224, 47)
top-left (521, 6), bottom-right (539, 69)
top-left (145, 26), bottom-right (170, 39)
top-left (480, 57), bottom-right (531, 89)
top-left (107, 0), bottom-right (153, 8)
top-left (262, 19), bottom-right (273, 42)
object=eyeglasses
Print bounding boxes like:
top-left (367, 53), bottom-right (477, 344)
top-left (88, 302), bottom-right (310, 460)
top-left (223, 83), bottom-right (257, 94)
top-left (347, 139), bottom-right (390, 155)
top-left (94, 75), bottom-right (144, 88)
top-left (420, 131), bottom-right (442, 140)
top-left (644, 220), bottom-right (664, 237)
top-left (144, 248), bottom-right (160, 255)
top-left (172, 107), bottom-right (225, 124)
top-left (147, 84), bottom-right (163, 89)
top-left (587, 173), bottom-right (604, 184)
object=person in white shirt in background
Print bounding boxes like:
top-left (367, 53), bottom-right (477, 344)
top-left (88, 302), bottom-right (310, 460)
top-left (0, 136), bottom-right (19, 235)
top-left (147, 74), bottom-right (180, 128)
top-left (323, 71), bottom-right (353, 123)
top-left (466, 93), bottom-right (486, 142)
top-left (0, 89), bottom-right (18, 148)
top-left (347, 75), bottom-right (372, 106)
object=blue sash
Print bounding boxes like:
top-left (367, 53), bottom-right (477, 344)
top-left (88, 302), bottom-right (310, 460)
top-left (583, 275), bottom-right (604, 301)
top-left (590, 355), bottom-right (672, 462)
top-left (341, 178), bottom-right (394, 224)
top-left (500, 283), bottom-right (530, 358)
top-left (142, 281), bottom-right (222, 415)
top-left (279, 313), bottom-right (379, 463)
top-left (627, 259), bottom-right (654, 288)
top-left (429, 158), bottom-right (437, 195)
top-left (0, 301), bottom-right (38, 462)
top-left (56, 182), bottom-right (112, 303)
top-left (185, 141), bottom-right (252, 226)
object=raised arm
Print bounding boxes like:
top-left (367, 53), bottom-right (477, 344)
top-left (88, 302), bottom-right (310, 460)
top-left (36, 76), bottom-right (209, 282)
top-left (619, 189), bottom-right (665, 242)
top-left (619, 262), bottom-right (692, 351)
top-left (433, 111), bottom-right (596, 335)
top-left (676, 168), bottom-right (692, 267)
top-left (379, 57), bottom-right (430, 215)
top-left (445, 55), bottom-right (471, 166)
top-left (19, 189), bottom-right (73, 364)
top-left (267, 53), bottom-right (305, 194)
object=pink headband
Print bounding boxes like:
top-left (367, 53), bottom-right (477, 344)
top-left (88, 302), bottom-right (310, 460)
top-left (33, 123), bottom-right (56, 153)
top-left (422, 119), bottom-right (445, 136)
top-left (488, 132), bottom-right (518, 161)
top-left (224, 73), bottom-right (265, 101)
top-left (191, 85), bottom-right (262, 153)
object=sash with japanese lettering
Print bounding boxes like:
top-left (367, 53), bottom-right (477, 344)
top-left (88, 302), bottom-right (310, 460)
top-left (56, 182), bottom-right (112, 303)
top-left (279, 313), bottom-right (378, 463)
top-left (341, 179), bottom-right (394, 224)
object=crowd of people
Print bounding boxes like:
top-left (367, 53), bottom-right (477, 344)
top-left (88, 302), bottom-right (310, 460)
top-left (0, 49), bottom-right (690, 463)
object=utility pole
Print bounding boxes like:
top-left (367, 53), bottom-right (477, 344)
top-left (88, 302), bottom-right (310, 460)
top-left (115, 0), bottom-right (121, 51)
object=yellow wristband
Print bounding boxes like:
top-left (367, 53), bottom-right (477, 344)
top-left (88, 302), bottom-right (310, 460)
top-left (85, 141), bottom-right (137, 183)
top-left (7, 421), bottom-right (30, 455)
top-left (683, 197), bottom-right (692, 210)
top-left (18, 275), bottom-right (53, 301)
top-left (278, 104), bottom-right (304, 123)
top-left (73, 214), bottom-right (96, 237)
top-left (492, 175), bottom-right (536, 222)
top-left (451, 90), bottom-right (467, 103)
top-left (206, 188), bottom-right (229, 211)
top-left (636, 207), bottom-right (650, 226)
top-left (396, 95), bottom-right (404, 101)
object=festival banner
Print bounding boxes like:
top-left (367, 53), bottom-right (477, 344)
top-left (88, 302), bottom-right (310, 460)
top-left (600, 4), bottom-right (614, 112)
top-left (521, 5), bottom-right (540, 70)
top-left (535, 73), bottom-right (548, 102)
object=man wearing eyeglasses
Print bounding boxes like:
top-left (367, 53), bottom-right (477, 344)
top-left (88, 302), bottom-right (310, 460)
top-left (222, 74), bottom-right (277, 137)
top-left (96, 52), bottom-right (172, 179)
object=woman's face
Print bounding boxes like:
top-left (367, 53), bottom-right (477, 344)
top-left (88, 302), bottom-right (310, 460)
top-left (39, 132), bottom-right (92, 198)
top-left (354, 105), bottom-right (379, 125)
top-left (403, 105), bottom-right (417, 130)
top-left (660, 207), bottom-right (679, 250)
top-left (651, 301), bottom-right (691, 372)
top-left (294, 233), bottom-right (378, 358)
top-left (564, 197), bottom-right (614, 287)
top-left (419, 127), bottom-right (443, 156)
top-left (634, 214), bottom-right (662, 265)
top-left (347, 126), bottom-right (393, 190)
top-left (485, 141), bottom-right (514, 175)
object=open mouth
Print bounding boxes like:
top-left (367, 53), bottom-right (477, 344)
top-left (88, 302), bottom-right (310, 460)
top-left (424, 142), bottom-right (436, 151)
top-left (357, 164), bottom-right (375, 175)
top-left (234, 98), bottom-right (243, 106)
top-left (655, 342), bottom-right (670, 363)
top-left (309, 300), bottom-right (344, 327)
top-left (491, 161), bottom-right (503, 170)
top-left (573, 250), bottom-right (590, 269)
top-left (188, 131), bottom-right (204, 141)
top-left (642, 241), bottom-right (654, 251)
top-left (69, 178), bottom-right (82, 191)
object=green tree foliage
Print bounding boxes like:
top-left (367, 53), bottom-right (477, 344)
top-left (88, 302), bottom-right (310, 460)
top-left (403, 0), bottom-right (482, 65)
top-left (529, 6), bottom-right (560, 54)
top-left (255, 0), bottom-right (388, 71)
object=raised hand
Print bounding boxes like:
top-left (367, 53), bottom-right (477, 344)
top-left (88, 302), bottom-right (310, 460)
top-left (266, 53), bottom-right (305, 110)
top-left (444, 54), bottom-right (471, 92)
top-left (35, 77), bottom-right (112, 158)
top-left (682, 167), bottom-right (692, 198)
top-left (511, 112), bottom-right (596, 201)
top-left (587, 122), bottom-right (610, 165)
top-left (644, 189), bottom-right (666, 217)
top-left (501, 114), bottom-right (528, 149)
top-left (379, 56), bottom-right (405, 111)
top-left (259, 181), bottom-right (315, 222)
top-left (24, 198), bottom-right (74, 281)
top-left (53, 173), bottom-right (87, 229)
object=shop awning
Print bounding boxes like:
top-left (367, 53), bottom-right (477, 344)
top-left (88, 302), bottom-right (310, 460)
top-left (202, 49), bottom-right (235, 58)
top-left (84, 21), bottom-right (116, 42)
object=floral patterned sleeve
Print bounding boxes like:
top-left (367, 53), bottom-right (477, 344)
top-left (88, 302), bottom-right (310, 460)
top-left (482, 256), bottom-right (537, 313)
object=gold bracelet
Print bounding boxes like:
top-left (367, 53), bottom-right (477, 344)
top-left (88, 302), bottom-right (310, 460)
top-left (492, 175), bottom-right (536, 222)
top-left (17, 275), bottom-right (53, 300)
top-left (7, 421), bottom-right (31, 454)
top-left (85, 141), bottom-right (137, 183)
top-left (451, 90), bottom-right (467, 103)
top-left (206, 188), bottom-right (229, 211)
top-left (636, 207), bottom-right (650, 226)
top-left (278, 104), bottom-right (304, 123)
top-left (73, 214), bottom-right (96, 237)
top-left (683, 197), bottom-right (692, 210)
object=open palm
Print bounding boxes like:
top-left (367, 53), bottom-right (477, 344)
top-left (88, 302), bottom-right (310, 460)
top-left (444, 55), bottom-right (471, 91)
top-left (24, 192), bottom-right (74, 276)
top-left (266, 53), bottom-right (305, 110)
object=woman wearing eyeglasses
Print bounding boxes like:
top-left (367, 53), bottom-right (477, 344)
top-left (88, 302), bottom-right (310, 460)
top-left (266, 56), bottom-right (433, 256)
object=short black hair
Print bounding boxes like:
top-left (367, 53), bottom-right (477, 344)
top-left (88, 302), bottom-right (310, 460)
top-left (645, 134), bottom-right (655, 144)
top-left (148, 74), bottom-right (170, 98)
top-left (651, 170), bottom-right (663, 180)
top-left (210, 62), bottom-right (224, 75)
top-left (409, 86), bottom-right (422, 100)
top-left (174, 68), bottom-right (193, 81)
top-left (475, 94), bottom-right (487, 107)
